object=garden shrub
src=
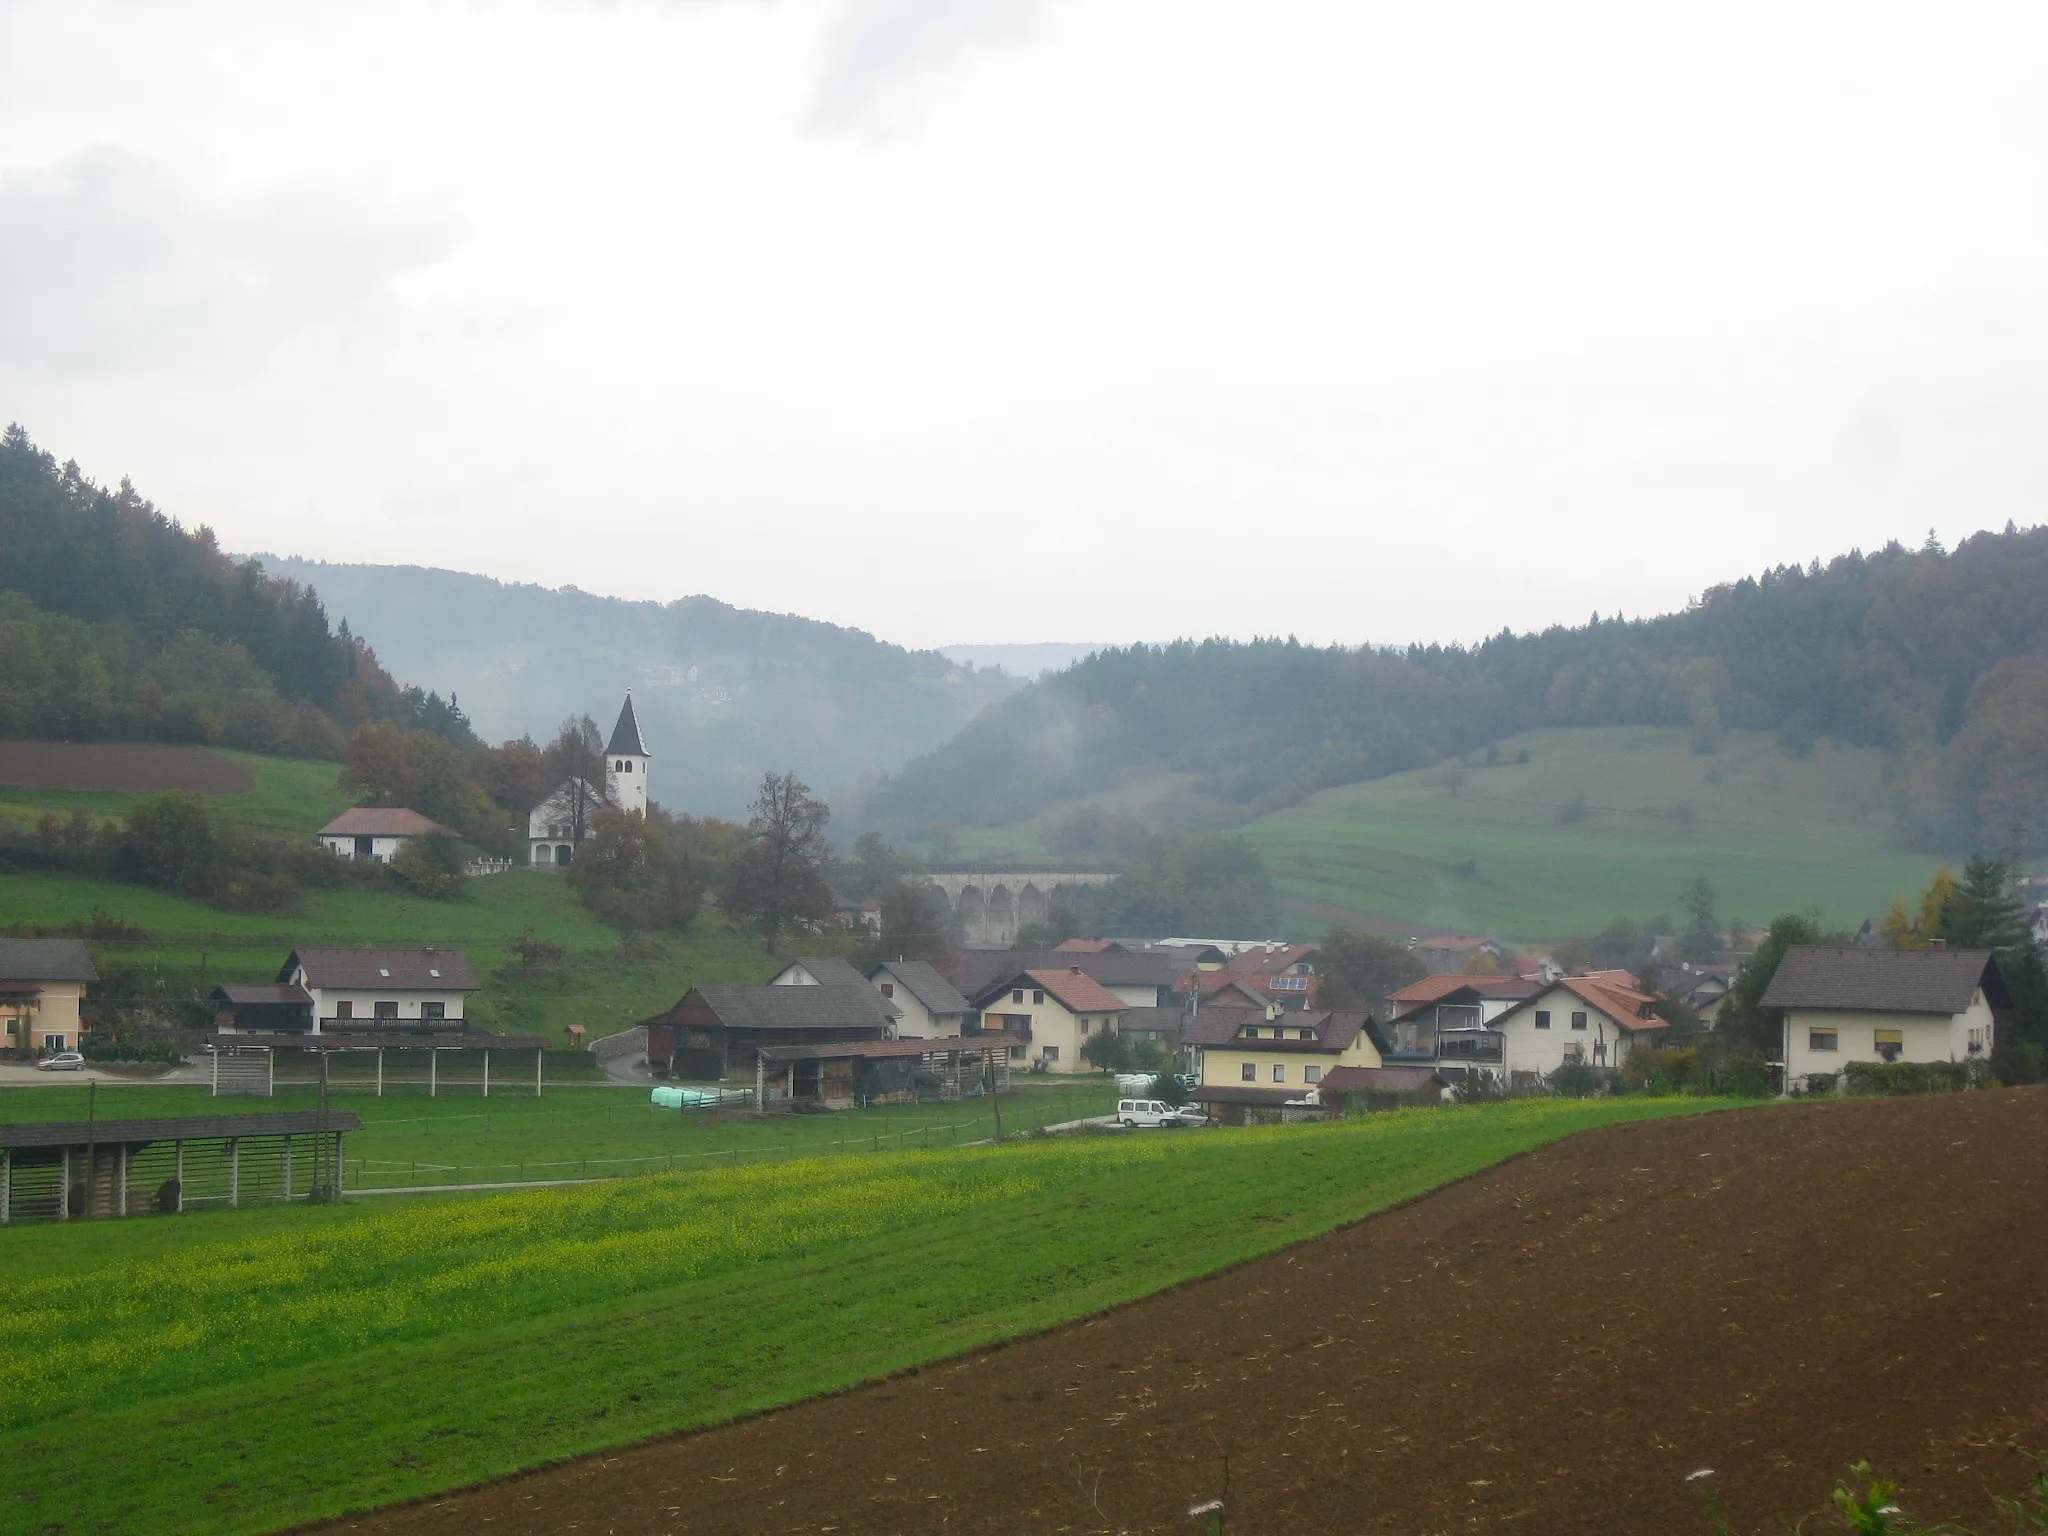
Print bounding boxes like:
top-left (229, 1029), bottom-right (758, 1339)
top-left (1842, 1059), bottom-right (1987, 1096)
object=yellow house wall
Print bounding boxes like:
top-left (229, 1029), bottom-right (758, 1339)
top-left (4, 982), bottom-right (86, 1052)
top-left (981, 988), bottom-right (1120, 1073)
top-left (1200, 1030), bottom-right (1382, 1091)
top-left (1782, 991), bottom-right (1993, 1084)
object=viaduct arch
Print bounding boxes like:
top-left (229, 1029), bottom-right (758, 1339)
top-left (919, 866), bottom-right (1120, 947)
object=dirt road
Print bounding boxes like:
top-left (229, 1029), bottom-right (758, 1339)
top-left (321, 1090), bottom-right (2048, 1534)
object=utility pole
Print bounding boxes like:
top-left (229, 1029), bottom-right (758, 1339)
top-left (985, 1052), bottom-right (1003, 1142)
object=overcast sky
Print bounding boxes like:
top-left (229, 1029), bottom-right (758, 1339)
top-left (3, 1), bottom-right (2045, 652)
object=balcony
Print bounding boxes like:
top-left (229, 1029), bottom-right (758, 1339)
top-left (1435, 1029), bottom-right (1505, 1065)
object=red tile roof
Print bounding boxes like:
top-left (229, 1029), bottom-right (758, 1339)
top-left (1022, 968), bottom-right (1129, 1015)
top-left (1386, 974), bottom-right (1538, 1005)
top-left (1555, 975), bottom-right (1666, 1031)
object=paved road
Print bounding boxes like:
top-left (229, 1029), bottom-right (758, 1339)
top-left (0, 1063), bottom-right (207, 1087)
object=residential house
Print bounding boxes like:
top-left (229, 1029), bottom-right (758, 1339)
top-left (952, 948), bottom-right (1179, 1010)
top-left (528, 693), bottom-right (649, 868)
top-left (1116, 1006), bottom-right (1186, 1056)
top-left (1670, 968), bottom-right (1733, 1028)
top-left (1380, 975), bottom-right (1539, 1081)
top-left (967, 967), bottom-right (1127, 1073)
top-left (1186, 1007), bottom-right (1389, 1122)
top-left (0, 938), bottom-right (97, 1056)
top-left (1184, 974), bottom-right (1276, 1013)
top-left (642, 984), bottom-right (902, 1078)
top-left (1763, 946), bottom-right (2003, 1091)
top-left (316, 807), bottom-right (452, 864)
top-left (209, 983), bottom-right (314, 1033)
top-left (770, 956), bottom-right (870, 988)
top-left (1189, 1005), bottom-right (1388, 1093)
top-left (1190, 943), bottom-right (1322, 1010)
top-left (1484, 973), bottom-right (1668, 1079)
top-left (268, 948), bottom-right (479, 1034)
top-left (865, 960), bottom-right (972, 1038)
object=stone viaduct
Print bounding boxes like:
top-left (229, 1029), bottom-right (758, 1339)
top-left (919, 865), bottom-right (1120, 947)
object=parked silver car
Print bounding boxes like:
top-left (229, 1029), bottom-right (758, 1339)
top-left (37, 1051), bottom-right (85, 1072)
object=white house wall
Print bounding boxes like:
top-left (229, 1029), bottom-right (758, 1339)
top-left (1781, 992), bottom-right (1993, 1085)
top-left (305, 989), bottom-right (468, 1031)
top-left (1498, 987), bottom-right (1643, 1076)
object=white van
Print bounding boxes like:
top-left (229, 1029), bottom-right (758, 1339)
top-left (1116, 1099), bottom-right (1186, 1128)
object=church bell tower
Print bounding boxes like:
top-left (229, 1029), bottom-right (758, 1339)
top-left (606, 692), bottom-right (650, 816)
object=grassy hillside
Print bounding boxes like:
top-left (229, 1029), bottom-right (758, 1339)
top-left (0, 1098), bottom-right (1735, 1536)
top-left (0, 746), bottom-right (355, 840)
top-left (1239, 726), bottom-right (1948, 939)
top-left (0, 749), bottom-right (783, 1045)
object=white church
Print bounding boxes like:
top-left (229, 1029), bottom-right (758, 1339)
top-left (528, 693), bottom-right (651, 868)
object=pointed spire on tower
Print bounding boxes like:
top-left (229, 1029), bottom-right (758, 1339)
top-left (606, 691), bottom-right (649, 757)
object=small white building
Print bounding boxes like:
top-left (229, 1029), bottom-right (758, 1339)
top-left (276, 948), bottom-right (478, 1033)
top-left (318, 807), bottom-right (450, 864)
top-left (866, 960), bottom-right (972, 1039)
top-left (1764, 946), bottom-right (2002, 1091)
top-left (528, 693), bottom-right (650, 868)
top-left (1484, 973), bottom-right (1668, 1078)
top-left (969, 966), bottom-right (1127, 1073)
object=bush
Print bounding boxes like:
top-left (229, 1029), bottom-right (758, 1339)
top-left (392, 831), bottom-right (465, 901)
top-left (1148, 1071), bottom-right (1189, 1108)
top-left (1842, 1059), bottom-right (1987, 1096)
top-left (1548, 1060), bottom-right (1601, 1097)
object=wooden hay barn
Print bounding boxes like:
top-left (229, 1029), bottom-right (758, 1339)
top-left (0, 1109), bottom-right (364, 1222)
top-left (753, 1037), bottom-right (1017, 1110)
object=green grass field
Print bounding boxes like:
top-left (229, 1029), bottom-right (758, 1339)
top-left (0, 1097), bottom-right (1742, 1536)
top-left (0, 1079), bottom-right (1114, 1188)
top-left (1238, 726), bottom-right (1953, 940)
top-left (0, 747), bottom-right (355, 841)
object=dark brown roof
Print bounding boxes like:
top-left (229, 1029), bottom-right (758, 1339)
top-left (665, 984), bottom-right (901, 1031)
top-left (212, 984), bottom-right (312, 1006)
top-left (1318, 1065), bottom-right (1445, 1099)
top-left (967, 969), bottom-right (1131, 1015)
top-left (1185, 1009), bottom-right (1388, 1056)
top-left (1117, 1006), bottom-right (1184, 1035)
top-left (279, 949), bottom-right (479, 991)
top-left (316, 807), bottom-right (448, 838)
top-left (1760, 946), bottom-right (2006, 1016)
top-left (0, 938), bottom-right (98, 984)
top-left (1187, 1085), bottom-right (1308, 1107)
top-left (0, 1109), bottom-right (365, 1151)
top-left (1184, 1007), bottom-right (1269, 1047)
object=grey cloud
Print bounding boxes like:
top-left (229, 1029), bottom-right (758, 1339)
top-left (808, 0), bottom-right (1053, 133)
top-left (0, 149), bottom-right (459, 376)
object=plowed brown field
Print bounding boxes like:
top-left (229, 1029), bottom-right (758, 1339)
top-left (323, 1090), bottom-right (2048, 1535)
top-left (0, 740), bottom-right (254, 794)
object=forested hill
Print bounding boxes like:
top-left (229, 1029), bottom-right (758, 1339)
top-left (866, 527), bottom-right (2048, 852)
top-left (0, 426), bottom-right (457, 756)
top-left (254, 557), bottom-right (1020, 819)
